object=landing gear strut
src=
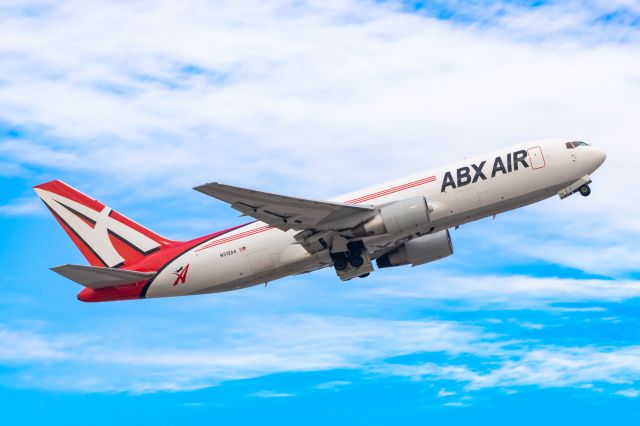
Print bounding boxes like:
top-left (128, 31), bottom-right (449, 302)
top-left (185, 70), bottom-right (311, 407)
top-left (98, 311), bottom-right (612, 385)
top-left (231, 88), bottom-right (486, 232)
top-left (578, 185), bottom-right (591, 197)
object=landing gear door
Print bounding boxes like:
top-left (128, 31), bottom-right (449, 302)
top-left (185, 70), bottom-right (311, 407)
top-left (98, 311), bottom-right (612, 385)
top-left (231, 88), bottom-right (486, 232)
top-left (528, 146), bottom-right (546, 169)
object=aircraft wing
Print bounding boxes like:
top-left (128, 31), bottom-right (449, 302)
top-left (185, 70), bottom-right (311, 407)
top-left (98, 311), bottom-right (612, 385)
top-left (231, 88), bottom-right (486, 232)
top-left (194, 182), bottom-right (375, 232)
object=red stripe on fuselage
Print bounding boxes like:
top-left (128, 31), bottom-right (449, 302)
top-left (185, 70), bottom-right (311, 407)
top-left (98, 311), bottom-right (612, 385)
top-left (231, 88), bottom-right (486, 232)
top-left (196, 225), bottom-right (272, 252)
top-left (345, 176), bottom-right (436, 204)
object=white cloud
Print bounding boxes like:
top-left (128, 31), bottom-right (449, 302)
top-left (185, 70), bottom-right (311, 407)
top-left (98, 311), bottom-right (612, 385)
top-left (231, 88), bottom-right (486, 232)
top-left (444, 401), bottom-right (468, 407)
top-left (614, 388), bottom-right (640, 398)
top-left (250, 391), bottom-right (296, 398)
top-left (0, 1), bottom-right (637, 195)
top-left (0, 316), bottom-right (493, 393)
top-left (0, 326), bottom-right (83, 362)
top-left (516, 322), bottom-right (545, 330)
top-left (437, 387), bottom-right (457, 397)
top-left (314, 380), bottom-right (351, 390)
top-left (465, 346), bottom-right (640, 390)
top-left (0, 197), bottom-right (45, 216)
top-left (467, 212), bottom-right (640, 277)
top-left (2, 0), bottom-right (640, 401)
top-left (3, 301), bottom-right (640, 395)
top-left (379, 346), bottom-right (640, 393)
top-left (0, 0), bottom-right (637, 278)
top-left (363, 273), bottom-right (640, 310)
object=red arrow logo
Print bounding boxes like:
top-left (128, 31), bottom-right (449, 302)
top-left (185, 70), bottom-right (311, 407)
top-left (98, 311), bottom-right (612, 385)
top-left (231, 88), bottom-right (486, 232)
top-left (172, 264), bottom-right (190, 286)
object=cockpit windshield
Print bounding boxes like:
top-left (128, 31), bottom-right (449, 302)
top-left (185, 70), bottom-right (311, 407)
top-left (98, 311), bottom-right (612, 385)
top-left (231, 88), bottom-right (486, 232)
top-left (565, 141), bottom-right (590, 149)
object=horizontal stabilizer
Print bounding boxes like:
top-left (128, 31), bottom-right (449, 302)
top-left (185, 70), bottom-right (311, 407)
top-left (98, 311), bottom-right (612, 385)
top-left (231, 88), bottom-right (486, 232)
top-left (51, 264), bottom-right (156, 289)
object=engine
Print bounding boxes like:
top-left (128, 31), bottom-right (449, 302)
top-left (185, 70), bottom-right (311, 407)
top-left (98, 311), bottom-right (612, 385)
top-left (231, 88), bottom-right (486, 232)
top-left (376, 230), bottom-right (453, 268)
top-left (352, 196), bottom-right (431, 237)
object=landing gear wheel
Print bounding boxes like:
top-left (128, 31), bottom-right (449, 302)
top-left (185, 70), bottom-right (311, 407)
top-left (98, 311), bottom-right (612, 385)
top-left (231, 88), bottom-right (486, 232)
top-left (579, 185), bottom-right (591, 197)
top-left (349, 256), bottom-right (364, 268)
top-left (334, 258), bottom-right (347, 271)
top-left (358, 273), bottom-right (370, 278)
top-left (332, 252), bottom-right (348, 271)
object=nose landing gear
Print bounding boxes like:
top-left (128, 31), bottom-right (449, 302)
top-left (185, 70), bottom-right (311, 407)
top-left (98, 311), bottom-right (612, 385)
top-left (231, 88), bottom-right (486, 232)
top-left (578, 185), bottom-right (591, 197)
top-left (558, 175), bottom-right (592, 200)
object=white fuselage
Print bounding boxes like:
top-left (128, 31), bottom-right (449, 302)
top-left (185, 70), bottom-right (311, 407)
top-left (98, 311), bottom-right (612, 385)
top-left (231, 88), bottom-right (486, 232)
top-left (144, 138), bottom-right (606, 298)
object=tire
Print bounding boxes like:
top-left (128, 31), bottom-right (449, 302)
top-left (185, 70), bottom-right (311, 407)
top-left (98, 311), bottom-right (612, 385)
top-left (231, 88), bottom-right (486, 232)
top-left (579, 185), bottom-right (591, 197)
top-left (358, 273), bottom-right (370, 278)
top-left (334, 259), bottom-right (348, 271)
top-left (349, 256), bottom-right (364, 268)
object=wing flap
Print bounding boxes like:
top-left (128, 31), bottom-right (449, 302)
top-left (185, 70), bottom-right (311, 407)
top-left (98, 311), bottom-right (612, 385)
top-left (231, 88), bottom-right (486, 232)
top-left (51, 264), bottom-right (156, 289)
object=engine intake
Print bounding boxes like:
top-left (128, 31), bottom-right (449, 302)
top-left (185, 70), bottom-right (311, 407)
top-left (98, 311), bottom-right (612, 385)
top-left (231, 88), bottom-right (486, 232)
top-left (376, 230), bottom-right (453, 268)
top-left (352, 196), bottom-right (430, 237)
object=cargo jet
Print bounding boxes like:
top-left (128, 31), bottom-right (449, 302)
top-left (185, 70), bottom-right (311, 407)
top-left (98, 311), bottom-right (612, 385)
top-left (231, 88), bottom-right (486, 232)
top-left (35, 138), bottom-right (606, 302)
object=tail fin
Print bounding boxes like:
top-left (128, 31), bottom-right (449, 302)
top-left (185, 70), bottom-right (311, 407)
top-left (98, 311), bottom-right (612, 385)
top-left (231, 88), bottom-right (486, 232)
top-left (34, 180), bottom-right (178, 269)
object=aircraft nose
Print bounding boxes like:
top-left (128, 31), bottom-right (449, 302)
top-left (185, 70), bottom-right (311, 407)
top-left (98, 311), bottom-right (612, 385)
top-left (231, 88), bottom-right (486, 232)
top-left (592, 148), bottom-right (607, 169)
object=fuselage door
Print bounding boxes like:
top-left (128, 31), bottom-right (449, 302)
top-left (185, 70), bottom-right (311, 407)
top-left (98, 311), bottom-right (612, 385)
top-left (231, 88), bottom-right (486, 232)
top-left (528, 146), bottom-right (546, 169)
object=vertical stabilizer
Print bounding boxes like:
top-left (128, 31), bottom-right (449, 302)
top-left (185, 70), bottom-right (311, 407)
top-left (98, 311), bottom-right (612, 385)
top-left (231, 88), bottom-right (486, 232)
top-left (34, 180), bottom-right (178, 269)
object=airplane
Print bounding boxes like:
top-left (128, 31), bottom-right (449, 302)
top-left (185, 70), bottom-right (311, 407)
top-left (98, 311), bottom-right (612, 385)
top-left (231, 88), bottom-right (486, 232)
top-left (34, 138), bottom-right (606, 302)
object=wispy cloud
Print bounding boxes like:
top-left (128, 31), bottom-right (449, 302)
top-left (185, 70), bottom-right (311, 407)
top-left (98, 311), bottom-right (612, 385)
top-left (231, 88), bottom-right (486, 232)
top-left (1, 2), bottom-right (640, 415)
top-left (0, 0), bottom-right (638, 199)
top-left (614, 388), bottom-right (640, 398)
top-left (0, 316), bottom-right (492, 393)
top-left (376, 345), bottom-right (640, 393)
top-left (362, 273), bottom-right (640, 310)
top-left (250, 391), bottom-right (296, 398)
top-left (437, 387), bottom-right (457, 397)
top-left (2, 302), bottom-right (640, 396)
top-left (1, 0), bottom-right (637, 280)
top-left (0, 197), bottom-right (44, 216)
top-left (314, 380), bottom-right (351, 390)
top-left (444, 401), bottom-right (468, 407)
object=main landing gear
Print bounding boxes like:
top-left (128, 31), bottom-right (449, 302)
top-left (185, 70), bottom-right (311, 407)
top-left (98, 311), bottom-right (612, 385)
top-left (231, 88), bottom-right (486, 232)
top-left (332, 241), bottom-right (364, 271)
top-left (331, 241), bottom-right (373, 281)
top-left (578, 185), bottom-right (591, 197)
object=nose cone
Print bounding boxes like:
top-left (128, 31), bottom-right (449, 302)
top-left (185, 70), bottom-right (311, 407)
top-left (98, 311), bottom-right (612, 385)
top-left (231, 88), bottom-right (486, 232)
top-left (591, 148), bottom-right (607, 170)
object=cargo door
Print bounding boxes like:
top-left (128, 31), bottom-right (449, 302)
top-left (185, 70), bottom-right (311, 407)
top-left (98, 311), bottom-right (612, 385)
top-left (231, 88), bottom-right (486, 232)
top-left (528, 146), bottom-right (546, 169)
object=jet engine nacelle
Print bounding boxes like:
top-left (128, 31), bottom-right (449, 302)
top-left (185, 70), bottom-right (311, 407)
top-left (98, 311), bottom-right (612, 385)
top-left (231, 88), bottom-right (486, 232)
top-left (376, 230), bottom-right (453, 268)
top-left (352, 196), bottom-right (430, 237)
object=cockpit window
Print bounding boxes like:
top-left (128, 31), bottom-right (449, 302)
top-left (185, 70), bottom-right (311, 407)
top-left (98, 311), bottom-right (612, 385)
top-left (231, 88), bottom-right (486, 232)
top-left (566, 141), bottom-right (590, 149)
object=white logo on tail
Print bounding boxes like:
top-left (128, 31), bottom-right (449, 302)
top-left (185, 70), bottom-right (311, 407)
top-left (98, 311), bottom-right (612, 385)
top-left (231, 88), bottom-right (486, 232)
top-left (35, 188), bottom-right (160, 267)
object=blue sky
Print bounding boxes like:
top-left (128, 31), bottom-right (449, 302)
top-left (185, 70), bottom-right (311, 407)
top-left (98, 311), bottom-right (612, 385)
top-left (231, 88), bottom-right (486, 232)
top-left (2, 0), bottom-right (640, 424)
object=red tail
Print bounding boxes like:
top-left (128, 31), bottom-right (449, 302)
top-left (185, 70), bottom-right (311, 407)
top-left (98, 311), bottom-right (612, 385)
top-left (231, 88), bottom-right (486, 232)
top-left (34, 180), bottom-right (178, 269)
